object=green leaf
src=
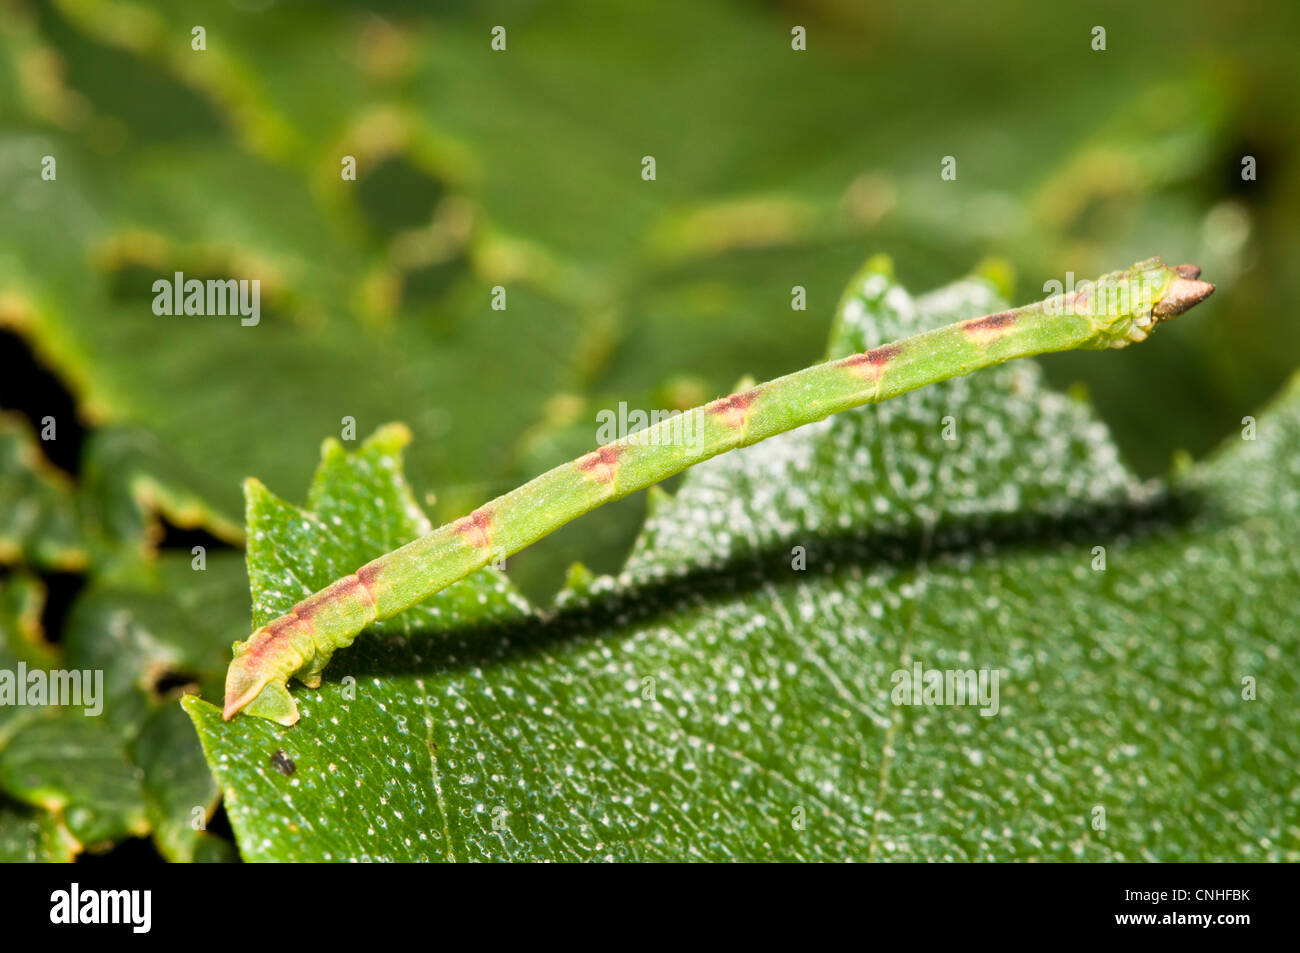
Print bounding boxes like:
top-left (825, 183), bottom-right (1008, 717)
top-left (49, 553), bottom-right (248, 860)
top-left (0, 711), bottom-right (147, 847)
top-left (243, 423), bottom-right (530, 636)
top-left (0, 571), bottom-right (59, 742)
top-left (188, 266), bottom-right (1299, 861)
top-left (78, 427), bottom-right (244, 567)
top-left (62, 551), bottom-right (249, 732)
top-left (0, 124), bottom-right (587, 523)
top-left (0, 797), bottom-right (78, 863)
top-left (0, 416), bottom-right (247, 858)
top-left (0, 413), bottom-right (85, 571)
top-left (0, 556), bottom-right (247, 857)
top-left (131, 703), bottom-right (221, 863)
top-left (0, 427), bottom-right (248, 859)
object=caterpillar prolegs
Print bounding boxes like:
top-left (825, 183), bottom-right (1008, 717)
top-left (223, 257), bottom-right (1214, 725)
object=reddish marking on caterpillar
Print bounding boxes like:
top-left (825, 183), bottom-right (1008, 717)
top-left (707, 389), bottom-right (760, 431)
top-left (453, 508), bottom-right (493, 549)
top-left (296, 573), bottom-right (375, 619)
top-left (841, 343), bottom-right (902, 382)
top-left (356, 564), bottom-right (382, 603)
top-left (578, 445), bottom-right (623, 484)
top-left (961, 310), bottom-right (1016, 346)
top-left (245, 612), bottom-right (313, 664)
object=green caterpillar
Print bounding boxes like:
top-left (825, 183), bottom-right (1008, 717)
top-left (224, 257), bottom-right (1214, 725)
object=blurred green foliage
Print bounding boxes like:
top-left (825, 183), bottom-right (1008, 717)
top-left (0, 0), bottom-right (1296, 860)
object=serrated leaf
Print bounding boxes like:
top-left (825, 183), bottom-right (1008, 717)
top-left (189, 267), bottom-right (1299, 861)
top-left (242, 424), bottom-right (530, 635)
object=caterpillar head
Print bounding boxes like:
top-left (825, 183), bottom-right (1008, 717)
top-left (223, 617), bottom-right (315, 725)
top-left (224, 668), bottom-right (300, 726)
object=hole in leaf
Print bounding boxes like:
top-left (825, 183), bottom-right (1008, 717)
top-left (401, 256), bottom-right (470, 304)
top-left (156, 522), bottom-right (236, 555)
top-left (0, 328), bottom-right (86, 475)
top-left (356, 155), bottom-right (449, 238)
top-left (36, 3), bottom-right (224, 144)
top-left (34, 571), bottom-right (86, 646)
top-left (150, 667), bottom-right (202, 699)
top-left (206, 802), bottom-right (236, 844)
top-left (1218, 135), bottom-right (1280, 201)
